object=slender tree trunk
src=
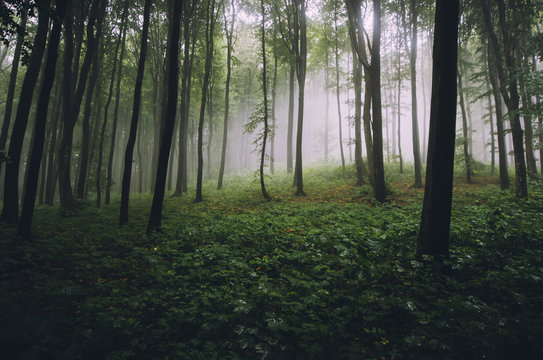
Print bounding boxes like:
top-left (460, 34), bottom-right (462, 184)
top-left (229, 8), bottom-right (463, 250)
top-left (370, 0), bottom-right (386, 202)
top-left (18, 0), bottom-right (67, 239)
top-left (293, 0), bottom-right (307, 196)
top-left (259, 0), bottom-right (270, 200)
top-left (408, 0), bottom-right (422, 187)
top-left (334, 2), bottom-right (345, 173)
top-left (76, 35), bottom-right (103, 199)
top-left (270, 27), bottom-right (278, 175)
top-left (457, 70), bottom-right (472, 183)
top-left (352, 48), bottom-right (365, 185)
top-left (520, 57), bottom-right (537, 178)
top-left (487, 42), bottom-right (509, 189)
top-left (96, 0), bottom-right (128, 207)
top-left (1, 0), bottom-right (50, 223)
top-left (0, 0), bottom-right (29, 183)
top-left (105, 2), bottom-right (126, 205)
top-left (195, 0), bottom-right (217, 203)
top-left (324, 45), bottom-right (330, 163)
top-left (120, 0), bottom-right (152, 225)
top-left (59, 0), bottom-right (106, 215)
top-left (417, 0), bottom-right (460, 259)
top-left (397, 38), bottom-right (403, 174)
top-left (147, 0), bottom-right (182, 232)
top-left (218, 1), bottom-right (235, 189)
top-left (287, 65), bottom-right (295, 174)
top-left (483, 0), bottom-right (527, 197)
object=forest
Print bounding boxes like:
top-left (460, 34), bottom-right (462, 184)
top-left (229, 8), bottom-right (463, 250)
top-left (1, 0), bottom-right (543, 358)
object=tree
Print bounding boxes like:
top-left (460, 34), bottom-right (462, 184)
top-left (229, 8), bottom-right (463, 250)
top-left (417, 0), bottom-right (460, 258)
top-left (195, 0), bottom-right (218, 203)
top-left (18, 0), bottom-right (68, 239)
top-left (120, 0), bottom-right (152, 225)
top-left (293, 0), bottom-right (307, 196)
top-left (258, 0), bottom-right (270, 200)
top-left (0, 0), bottom-right (28, 181)
top-left (333, 0), bottom-right (346, 173)
top-left (217, 0), bottom-right (236, 190)
top-left (1, 0), bottom-right (50, 223)
top-left (482, 0), bottom-right (527, 198)
top-left (147, 0), bottom-right (182, 232)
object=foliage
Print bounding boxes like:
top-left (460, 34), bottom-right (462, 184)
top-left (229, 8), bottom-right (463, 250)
top-left (1, 167), bottom-right (543, 359)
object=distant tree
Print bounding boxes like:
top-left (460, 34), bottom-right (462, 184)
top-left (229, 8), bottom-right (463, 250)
top-left (417, 0), bottom-right (460, 258)
top-left (147, 0), bottom-right (182, 232)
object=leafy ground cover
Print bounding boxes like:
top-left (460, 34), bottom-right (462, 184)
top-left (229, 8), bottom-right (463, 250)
top-left (1, 165), bottom-right (543, 359)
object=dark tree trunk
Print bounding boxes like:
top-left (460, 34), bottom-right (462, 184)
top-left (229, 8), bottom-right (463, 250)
top-left (0, 0), bottom-right (29, 181)
top-left (351, 48), bottom-right (365, 185)
top-left (147, 0), bottom-right (183, 232)
top-left (270, 25), bottom-right (278, 175)
top-left (76, 32), bottom-right (103, 199)
top-left (96, 0), bottom-right (128, 207)
top-left (520, 57), bottom-right (537, 179)
top-left (396, 32), bottom-right (403, 174)
top-left (120, 0), bottom-right (152, 225)
top-left (105, 1), bottom-right (127, 205)
top-left (218, 0), bottom-right (236, 190)
top-left (59, 0), bottom-right (105, 216)
top-left (259, 0), bottom-right (270, 200)
top-left (195, 0), bottom-right (217, 203)
top-left (369, 0), bottom-right (386, 202)
top-left (293, 0), bottom-right (307, 196)
top-left (487, 42), bottom-right (509, 189)
top-left (1, 0), bottom-right (50, 223)
top-left (407, 0), bottom-right (422, 187)
top-left (482, 0), bottom-right (527, 198)
top-left (18, 0), bottom-right (67, 239)
top-left (417, 0), bottom-right (459, 258)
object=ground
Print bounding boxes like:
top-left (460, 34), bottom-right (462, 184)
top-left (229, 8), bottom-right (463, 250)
top-left (1, 164), bottom-right (543, 359)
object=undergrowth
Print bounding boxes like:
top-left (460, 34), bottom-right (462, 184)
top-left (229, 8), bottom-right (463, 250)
top-left (1, 165), bottom-right (542, 359)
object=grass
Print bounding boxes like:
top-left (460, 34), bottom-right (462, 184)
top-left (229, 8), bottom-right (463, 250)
top-left (1, 164), bottom-right (543, 359)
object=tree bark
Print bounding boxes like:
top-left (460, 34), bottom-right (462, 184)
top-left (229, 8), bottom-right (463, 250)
top-left (18, 0), bottom-right (67, 239)
top-left (195, 0), bottom-right (217, 203)
top-left (0, 0), bottom-right (29, 181)
top-left (334, 0), bottom-right (345, 173)
top-left (96, 0), bottom-right (128, 207)
top-left (417, 0), bottom-right (459, 259)
top-left (259, 0), bottom-right (270, 200)
top-left (147, 0), bottom-right (182, 232)
top-left (1, 0), bottom-right (50, 223)
top-left (457, 69), bottom-right (472, 183)
top-left (120, 0), bottom-right (152, 225)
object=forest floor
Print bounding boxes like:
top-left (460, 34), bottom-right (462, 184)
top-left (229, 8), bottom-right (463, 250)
top-left (1, 164), bottom-right (543, 359)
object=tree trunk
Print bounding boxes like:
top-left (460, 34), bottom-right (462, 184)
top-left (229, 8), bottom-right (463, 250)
top-left (293, 0), bottom-right (307, 196)
top-left (218, 0), bottom-right (236, 189)
top-left (0, 0), bottom-right (29, 182)
top-left (417, 0), bottom-right (459, 259)
top-left (1, 0), bottom-right (50, 223)
top-left (487, 42), bottom-right (509, 189)
top-left (352, 48), bottom-right (365, 185)
top-left (96, 0), bottom-right (128, 207)
top-left (369, 0), bottom-right (386, 202)
top-left (334, 1), bottom-right (345, 173)
top-left (120, 0), bottom-right (152, 225)
top-left (483, 0), bottom-right (527, 198)
top-left (59, 0), bottom-right (106, 215)
top-left (457, 69), bottom-right (472, 183)
top-left (76, 33), bottom-right (103, 199)
top-left (147, 0), bottom-right (182, 232)
top-left (18, 0), bottom-right (67, 239)
top-left (259, 0), bottom-right (270, 200)
top-left (287, 65), bottom-right (295, 174)
top-left (408, 0), bottom-right (422, 187)
top-left (195, 0), bottom-right (217, 203)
